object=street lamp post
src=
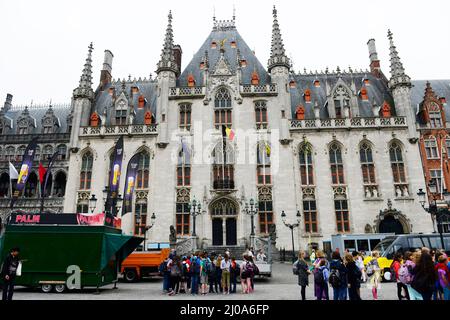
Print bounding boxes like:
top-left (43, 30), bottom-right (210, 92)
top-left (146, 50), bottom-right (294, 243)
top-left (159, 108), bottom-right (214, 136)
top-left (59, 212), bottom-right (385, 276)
top-left (137, 212), bottom-right (156, 251)
top-left (281, 210), bottom-right (301, 263)
top-left (101, 186), bottom-right (123, 225)
top-left (245, 198), bottom-right (258, 248)
top-left (417, 183), bottom-right (450, 250)
top-left (189, 198), bottom-right (202, 237)
top-left (88, 194), bottom-right (97, 214)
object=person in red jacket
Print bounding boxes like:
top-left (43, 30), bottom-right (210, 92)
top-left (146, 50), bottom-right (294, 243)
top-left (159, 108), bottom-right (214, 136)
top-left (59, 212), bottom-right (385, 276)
top-left (391, 252), bottom-right (410, 300)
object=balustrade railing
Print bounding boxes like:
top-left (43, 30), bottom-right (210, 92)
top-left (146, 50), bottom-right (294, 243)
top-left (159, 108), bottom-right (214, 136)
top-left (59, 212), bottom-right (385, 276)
top-left (80, 124), bottom-right (158, 136)
top-left (290, 117), bottom-right (407, 130)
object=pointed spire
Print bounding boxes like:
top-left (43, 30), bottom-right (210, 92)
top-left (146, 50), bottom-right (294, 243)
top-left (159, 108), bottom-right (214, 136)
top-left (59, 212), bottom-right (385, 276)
top-left (156, 10), bottom-right (178, 75)
top-left (73, 42), bottom-right (95, 100)
top-left (268, 6), bottom-right (290, 72)
top-left (387, 29), bottom-right (411, 89)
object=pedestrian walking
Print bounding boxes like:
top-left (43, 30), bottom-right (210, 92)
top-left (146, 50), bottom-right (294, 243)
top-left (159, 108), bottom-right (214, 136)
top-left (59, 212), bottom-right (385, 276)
top-left (391, 252), bottom-right (409, 300)
top-left (329, 250), bottom-right (348, 300)
top-left (315, 258), bottom-right (329, 300)
top-left (159, 253), bottom-right (172, 293)
top-left (199, 252), bottom-right (209, 295)
top-left (345, 253), bottom-right (362, 300)
top-left (366, 251), bottom-right (381, 300)
top-left (411, 251), bottom-right (437, 300)
top-left (1, 247), bottom-right (20, 301)
top-left (230, 257), bottom-right (239, 293)
top-left (221, 254), bottom-right (231, 294)
top-left (294, 250), bottom-right (310, 300)
top-left (435, 254), bottom-right (450, 300)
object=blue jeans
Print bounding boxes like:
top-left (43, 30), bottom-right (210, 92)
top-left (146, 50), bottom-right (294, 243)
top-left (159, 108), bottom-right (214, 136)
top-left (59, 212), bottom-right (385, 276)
top-left (163, 272), bottom-right (170, 291)
top-left (333, 286), bottom-right (347, 300)
top-left (444, 287), bottom-right (450, 300)
top-left (191, 274), bottom-right (199, 294)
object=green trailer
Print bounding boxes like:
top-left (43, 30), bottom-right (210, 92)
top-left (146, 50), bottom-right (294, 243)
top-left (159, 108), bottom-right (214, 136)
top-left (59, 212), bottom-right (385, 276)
top-left (0, 224), bottom-right (143, 293)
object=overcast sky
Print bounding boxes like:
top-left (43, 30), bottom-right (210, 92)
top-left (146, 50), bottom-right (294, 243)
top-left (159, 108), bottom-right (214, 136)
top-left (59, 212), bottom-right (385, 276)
top-left (1, 0), bottom-right (449, 105)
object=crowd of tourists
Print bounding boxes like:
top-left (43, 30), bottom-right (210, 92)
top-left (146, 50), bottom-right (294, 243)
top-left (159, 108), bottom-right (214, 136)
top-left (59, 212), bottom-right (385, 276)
top-left (294, 247), bottom-right (450, 301)
top-left (159, 248), bottom-right (260, 296)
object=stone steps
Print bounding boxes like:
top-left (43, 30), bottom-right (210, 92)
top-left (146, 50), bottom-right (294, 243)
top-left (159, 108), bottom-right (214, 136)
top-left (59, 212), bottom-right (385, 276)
top-left (204, 245), bottom-right (247, 259)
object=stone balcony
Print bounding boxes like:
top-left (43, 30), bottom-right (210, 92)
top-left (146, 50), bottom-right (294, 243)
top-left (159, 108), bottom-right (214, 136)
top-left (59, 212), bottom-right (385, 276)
top-left (290, 116), bottom-right (407, 131)
top-left (169, 86), bottom-right (206, 99)
top-left (80, 124), bottom-right (158, 137)
top-left (240, 84), bottom-right (278, 96)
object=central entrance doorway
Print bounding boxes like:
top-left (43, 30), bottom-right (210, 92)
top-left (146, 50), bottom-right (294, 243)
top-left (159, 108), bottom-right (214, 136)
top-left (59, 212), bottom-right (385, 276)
top-left (210, 198), bottom-right (238, 246)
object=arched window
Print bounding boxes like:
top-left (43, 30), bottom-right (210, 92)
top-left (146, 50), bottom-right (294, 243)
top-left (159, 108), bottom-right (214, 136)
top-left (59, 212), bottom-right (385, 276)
top-left (257, 141), bottom-right (271, 185)
top-left (0, 173), bottom-right (10, 197)
top-left (24, 172), bottom-right (38, 198)
top-left (53, 171), bottom-right (67, 197)
top-left (79, 151), bottom-right (93, 190)
top-left (42, 145), bottom-right (53, 161)
top-left (35, 146), bottom-right (41, 162)
top-left (6, 146), bottom-right (15, 162)
top-left (16, 145), bottom-right (26, 162)
top-left (136, 151), bottom-right (150, 189)
top-left (389, 142), bottom-right (407, 184)
top-left (360, 143), bottom-right (376, 184)
top-left (212, 142), bottom-right (234, 190)
top-left (57, 145), bottom-right (67, 160)
top-left (255, 101), bottom-right (268, 129)
top-left (179, 103), bottom-right (191, 130)
top-left (299, 143), bottom-right (314, 185)
top-left (329, 143), bottom-right (345, 184)
top-left (177, 146), bottom-right (191, 186)
top-left (214, 87), bottom-right (232, 129)
top-left (424, 137), bottom-right (439, 159)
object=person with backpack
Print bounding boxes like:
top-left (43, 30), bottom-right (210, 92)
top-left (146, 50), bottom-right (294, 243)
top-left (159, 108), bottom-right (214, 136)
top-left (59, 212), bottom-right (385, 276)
top-left (312, 250), bottom-right (327, 299)
top-left (221, 254), bottom-right (231, 294)
top-left (411, 251), bottom-right (437, 300)
top-left (190, 254), bottom-right (201, 295)
top-left (294, 250), bottom-right (310, 300)
top-left (168, 255), bottom-right (182, 296)
top-left (329, 250), bottom-right (348, 300)
top-left (240, 255), bottom-right (249, 294)
top-left (345, 253), bottom-right (362, 300)
top-left (404, 251), bottom-right (423, 300)
top-left (391, 252), bottom-right (409, 300)
top-left (199, 252), bottom-right (209, 295)
top-left (435, 254), bottom-right (450, 300)
top-left (315, 258), bottom-right (329, 300)
top-left (244, 255), bottom-right (257, 293)
top-left (366, 251), bottom-right (381, 300)
top-left (208, 253), bottom-right (217, 293)
top-left (179, 256), bottom-right (189, 294)
top-left (230, 257), bottom-right (239, 294)
top-left (160, 254), bottom-right (172, 293)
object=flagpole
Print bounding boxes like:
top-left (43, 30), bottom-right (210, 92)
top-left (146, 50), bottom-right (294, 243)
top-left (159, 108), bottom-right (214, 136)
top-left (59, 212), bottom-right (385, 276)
top-left (222, 126), bottom-right (226, 189)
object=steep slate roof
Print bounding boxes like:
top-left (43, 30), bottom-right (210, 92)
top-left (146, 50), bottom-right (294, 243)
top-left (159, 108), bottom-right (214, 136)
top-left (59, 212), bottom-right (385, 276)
top-left (178, 25), bottom-right (269, 86)
top-left (92, 79), bottom-right (158, 126)
top-left (411, 80), bottom-right (450, 122)
top-left (289, 72), bottom-right (395, 119)
top-left (0, 104), bottom-right (71, 134)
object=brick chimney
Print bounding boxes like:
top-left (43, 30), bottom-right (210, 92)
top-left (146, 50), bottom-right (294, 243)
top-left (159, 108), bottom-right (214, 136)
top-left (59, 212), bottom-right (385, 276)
top-left (172, 44), bottom-right (182, 75)
top-left (367, 39), bottom-right (381, 78)
top-left (3, 93), bottom-right (12, 112)
top-left (99, 50), bottom-right (114, 90)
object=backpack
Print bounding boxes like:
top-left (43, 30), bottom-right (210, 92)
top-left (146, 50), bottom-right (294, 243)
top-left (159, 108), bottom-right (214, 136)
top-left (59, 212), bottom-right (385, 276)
top-left (329, 267), bottom-right (341, 288)
top-left (314, 268), bottom-right (325, 285)
top-left (293, 260), bottom-right (299, 275)
top-left (171, 264), bottom-right (181, 277)
top-left (191, 259), bottom-right (201, 275)
top-left (398, 263), bottom-right (413, 285)
top-left (159, 260), bottom-right (168, 274)
top-left (366, 260), bottom-right (375, 276)
top-left (245, 261), bottom-right (255, 275)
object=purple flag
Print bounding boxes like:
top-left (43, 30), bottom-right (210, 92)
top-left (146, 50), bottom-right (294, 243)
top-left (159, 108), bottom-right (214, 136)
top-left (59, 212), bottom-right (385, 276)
top-left (121, 152), bottom-right (141, 216)
top-left (108, 136), bottom-right (124, 198)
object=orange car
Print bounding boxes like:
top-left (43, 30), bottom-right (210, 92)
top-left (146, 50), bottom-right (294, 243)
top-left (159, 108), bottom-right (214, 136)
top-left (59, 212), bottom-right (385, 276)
top-left (121, 248), bottom-right (170, 282)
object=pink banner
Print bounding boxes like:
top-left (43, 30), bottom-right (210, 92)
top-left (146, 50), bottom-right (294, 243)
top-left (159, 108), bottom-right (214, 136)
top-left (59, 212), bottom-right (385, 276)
top-left (76, 212), bottom-right (105, 226)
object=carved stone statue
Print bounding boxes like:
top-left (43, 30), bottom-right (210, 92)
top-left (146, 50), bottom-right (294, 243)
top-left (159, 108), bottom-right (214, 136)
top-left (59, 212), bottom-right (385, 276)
top-left (395, 187), bottom-right (402, 198)
top-left (403, 186), bottom-right (409, 197)
top-left (169, 225), bottom-right (177, 243)
top-left (365, 187), bottom-right (371, 198)
top-left (373, 188), bottom-right (378, 198)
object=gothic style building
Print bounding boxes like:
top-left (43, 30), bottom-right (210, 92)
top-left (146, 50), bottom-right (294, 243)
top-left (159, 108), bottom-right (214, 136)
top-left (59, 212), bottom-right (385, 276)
top-left (3, 7), bottom-right (450, 252)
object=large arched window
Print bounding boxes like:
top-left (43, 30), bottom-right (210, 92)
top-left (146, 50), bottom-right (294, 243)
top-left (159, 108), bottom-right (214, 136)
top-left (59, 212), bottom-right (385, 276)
top-left (360, 142), bottom-right (376, 184)
top-left (6, 146), bottom-right (15, 162)
top-left (257, 141), bottom-right (271, 185)
top-left (136, 151), bottom-right (150, 189)
top-left (329, 143), bottom-right (345, 184)
top-left (299, 143), bottom-right (314, 186)
top-left (79, 151), bottom-right (93, 190)
top-left (212, 142), bottom-right (234, 190)
top-left (389, 142), bottom-right (406, 184)
top-left (24, 172), bottom-right (38, 198)
top-left (177, 146), bottom-right (191, 186)
top-left (214, 87), bottom-right (232, 129)
top-left (53, 171), bottom-right (67, 197)
top-left (0, 172), bottom-right (9, 197)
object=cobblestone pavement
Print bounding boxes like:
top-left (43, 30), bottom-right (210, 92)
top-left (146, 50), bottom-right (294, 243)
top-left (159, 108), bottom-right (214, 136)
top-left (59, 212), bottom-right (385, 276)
top-left (12, 262), bottom-right (400, 300)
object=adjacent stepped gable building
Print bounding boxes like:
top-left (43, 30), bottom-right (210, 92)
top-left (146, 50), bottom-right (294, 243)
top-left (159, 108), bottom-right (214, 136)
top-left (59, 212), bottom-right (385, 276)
top-left (0, 94), bottom-right (70, 219)
top-left (58, 7), bottom-right (443, 253)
